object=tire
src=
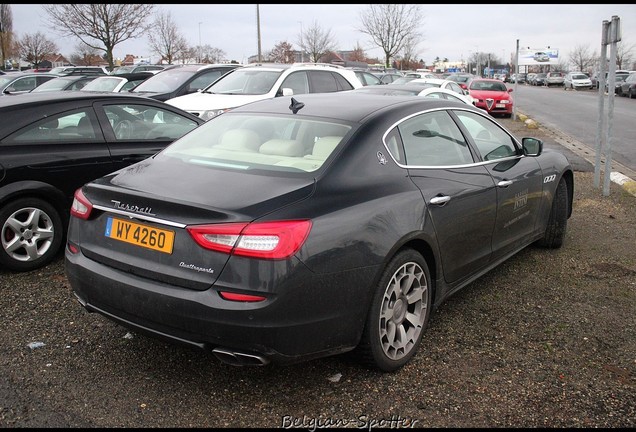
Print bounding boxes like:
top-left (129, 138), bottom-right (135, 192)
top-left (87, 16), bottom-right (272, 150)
top-left (536, 178), bottom-right (568, 249)
top-left (630, 89), bottom-right (635, 99)
top-left (0, 197), bottom-right (64, 272)
top-left (356, 249), bottom-right (432, 372)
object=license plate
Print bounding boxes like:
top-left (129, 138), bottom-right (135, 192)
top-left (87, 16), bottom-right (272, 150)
top-left (496, 104), bottom-right (505, 108)
top-left (105, 217), bottom-right (175, 254)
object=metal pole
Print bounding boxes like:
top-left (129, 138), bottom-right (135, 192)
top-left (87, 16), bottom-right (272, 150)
top-left (603, 16), bottom-right (621, 196)
top-left (594, 20), bottom-right (609, 189)
top-left (513, 39), bottom-right (519, 121)
top-left (298, 21), bottom-right (303, 63)
top-left (198, 22), bottom-right (202, 63)
top-left (256, 4), bottom-right (262, 63)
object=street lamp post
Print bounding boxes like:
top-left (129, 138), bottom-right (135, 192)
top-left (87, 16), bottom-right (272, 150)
top-left (298, 21), bottom-right (303, 63)
top-left (198, 22), bottom-right (202, 63)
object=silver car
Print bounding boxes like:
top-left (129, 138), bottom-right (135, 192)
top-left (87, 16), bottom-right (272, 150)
top-left (545, 72), bottom-right (565, 87)
top-left (564, 72), bottom-right (592, 90)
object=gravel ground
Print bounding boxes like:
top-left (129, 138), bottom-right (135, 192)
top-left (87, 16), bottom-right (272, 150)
top-left (1, 117), bottom-right (635, 428)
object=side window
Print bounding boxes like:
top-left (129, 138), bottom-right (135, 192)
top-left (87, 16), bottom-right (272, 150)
top-left (424, 91), bottom-right (444, 100)
top-left (448, 82), bottom-right (463, 94)
top-left (187, 71), bottom-right (224, 92)
top-left (333, 72), bottom-right (355, 90)
top-left (104, 104), bottom-right (199, 140)
top-left (281, 71), bottom-right (309, 95)
top-left (398, 111), bottom-right (473, 166)
top-left (454, 110), bottom-right (519, 161)
top-left (11, 77), bottom-right (37, 92)
top-left (308, 71), bottom-right (341, 93)
top-left (3, 109), bottom-right (98, 143)
top-left (384, 128), bottom-right (403, 163)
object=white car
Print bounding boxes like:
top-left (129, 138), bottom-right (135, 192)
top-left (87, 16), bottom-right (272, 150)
top-left (406, 78), bottom-right (476, 104)
top-left (165, 63), bottom-right (363, 121)
top-left (563, 72), bottom-right (592, 90)
top-left (354, 84), bottom-right (476, 105)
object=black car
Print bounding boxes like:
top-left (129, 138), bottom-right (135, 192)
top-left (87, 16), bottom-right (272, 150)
top-left (532, 73), bottom-right (548, 86)
top-left (129, 64), bottom-right (241, 101)
top-left (618, 72), bottom-right (636, 98)
top-left (0, 91), bottom-right (205, 272)
top-left (65, 92), bottom-right (573, 372)
top-left (30, 74), bottom-right (98, 92)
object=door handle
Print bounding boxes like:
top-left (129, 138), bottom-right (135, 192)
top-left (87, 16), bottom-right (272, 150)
top-left (497, 180), bottom-right (513, 188)
top-left (430, 195), bottom-right (451, 206)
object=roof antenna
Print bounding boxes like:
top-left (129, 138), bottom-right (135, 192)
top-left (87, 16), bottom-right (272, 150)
top-left (289, 97), bottom-right (305, 114)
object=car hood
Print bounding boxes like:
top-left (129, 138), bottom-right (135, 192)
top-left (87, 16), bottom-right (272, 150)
top-left (87, 156), bottom-right (315, 223)
top-left (166, 92), bottom-right (271, 111)
top-left (469, 89), bottom-right (511, 99)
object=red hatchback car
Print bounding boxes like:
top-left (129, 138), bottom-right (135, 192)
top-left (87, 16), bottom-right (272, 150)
top-left (467, 78), bottom-right (513, 118)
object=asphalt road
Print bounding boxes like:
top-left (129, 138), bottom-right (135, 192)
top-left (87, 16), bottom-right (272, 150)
top-left (511, 83), bottom-right (636, 177)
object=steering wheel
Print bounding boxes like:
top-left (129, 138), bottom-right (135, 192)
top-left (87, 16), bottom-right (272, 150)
top-left (114, 120), bottom-right (133, 139)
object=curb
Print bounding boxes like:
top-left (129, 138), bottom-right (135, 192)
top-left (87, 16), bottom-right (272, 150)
top-left (514, 111), bottom-right (636, 197)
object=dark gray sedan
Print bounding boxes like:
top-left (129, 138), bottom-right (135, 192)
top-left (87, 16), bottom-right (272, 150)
top-left (65, 92), bottom-right (573, 372)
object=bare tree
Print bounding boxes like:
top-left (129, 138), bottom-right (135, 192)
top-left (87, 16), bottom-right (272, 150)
top-left (42, 4), bottom-right (156, 70)
top-left (616, 39), bottom-right (635, 70)
top-left (568, 44), bottom-right (597, 73)
top-left (148, 10), bottom-right (187, 65)
top-left (347, 42), bottom-right (368, 63)
top-left (269, 41), bottom-right (295, 63)
top-left (0, 4), bottom-right (14, 69)
top-left (300, 20), bottom-right (337, 63)
top-left (69, 41), bottom-right (101, 66)
top-left (358, 4), bottom-right (423, 68)
top-left (16, 31), bottom-right (57, 68)
top-left (398, 36), bottom-right (420, 71)
top-left (175, 46), bottom-right (197, 65)
top-left (200, 45), bottom-right (226, 64)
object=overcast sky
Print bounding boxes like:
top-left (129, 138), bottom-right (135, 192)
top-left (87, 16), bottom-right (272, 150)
top-left (9, 4), bottom-right (636, 65)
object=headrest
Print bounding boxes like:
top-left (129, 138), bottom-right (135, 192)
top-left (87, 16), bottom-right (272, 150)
top-left (217, 129), bottom-right (261, 152)
top-left (259, 139), bottom-right (304, 157)
top-left (311, 136), bottom-right (342, 158)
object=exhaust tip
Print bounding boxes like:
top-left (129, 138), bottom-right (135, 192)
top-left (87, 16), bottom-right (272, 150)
top-left (212, 347), bottom-right (270, 366)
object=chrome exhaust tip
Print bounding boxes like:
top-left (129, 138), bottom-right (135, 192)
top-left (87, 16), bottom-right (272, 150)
top-left (212, 347), bottom-right (270, 366)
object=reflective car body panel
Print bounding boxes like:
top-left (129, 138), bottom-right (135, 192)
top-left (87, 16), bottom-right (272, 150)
top-left (65, 92), bottom-right (573, 368)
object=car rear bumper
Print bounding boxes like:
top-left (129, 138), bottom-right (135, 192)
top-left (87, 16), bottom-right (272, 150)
top-left (65, 248), bottom-right (378, 365)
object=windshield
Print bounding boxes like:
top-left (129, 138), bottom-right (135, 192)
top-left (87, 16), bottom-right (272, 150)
top-left (131, 69), bottom-right (194, 93)
top-left (204, 69), bottom-right (282, 95)
top-left (31, 77), bottom-right (73, 91)
top-left (470, 81), bottom-right (507, 92)
top-left (113, 66), bottom-right (136, 75)
top-left (161, 113), bottom-right (351, 173)
top-left (0, 75), bottom-right (17, 86)
top-left (572, 74), bottom-right (588, 80)
top-left (49, 67), bottom-right (69, 75)
top-left (81, 77), bottom-right (123, 92)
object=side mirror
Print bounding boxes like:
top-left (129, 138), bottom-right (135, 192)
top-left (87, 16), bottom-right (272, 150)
top-left (508, 88), bottom-right (513, 92)
top-left (281, 87), bottom-right (294, 96)
top-left (522, 137), bottom-right (543, 156)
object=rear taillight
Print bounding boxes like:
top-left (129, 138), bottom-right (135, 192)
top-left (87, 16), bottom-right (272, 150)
top-left (70, 188), bottom-right (93, 220)
top-left (187, 220), bottom-right (312, 260)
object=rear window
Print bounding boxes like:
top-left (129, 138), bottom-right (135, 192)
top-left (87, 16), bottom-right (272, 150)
top-left (162, 113), bottom-right (352, 173)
